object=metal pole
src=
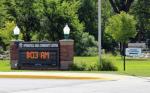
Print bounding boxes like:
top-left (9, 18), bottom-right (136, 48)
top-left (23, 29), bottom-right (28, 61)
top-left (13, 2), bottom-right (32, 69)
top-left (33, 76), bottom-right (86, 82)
top-left (98, 0), bottom-right (102, 67)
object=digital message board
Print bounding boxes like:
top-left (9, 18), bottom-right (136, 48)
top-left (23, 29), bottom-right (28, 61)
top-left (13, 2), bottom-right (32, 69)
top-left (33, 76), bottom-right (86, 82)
top-left (18, 42), bottom-right (59, 68)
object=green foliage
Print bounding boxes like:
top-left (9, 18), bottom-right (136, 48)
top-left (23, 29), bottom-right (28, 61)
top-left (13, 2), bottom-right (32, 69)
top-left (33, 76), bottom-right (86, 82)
top-left (101, 58), bottom-right (118, 71)
top-left (78, 0), bottom-right (113, 40)
top-left (83, 47), bottom-right (98, 56)
top-left (70, 62), bottom-right (99, 71)
top-left (0, 60), bottom-right (10, 71)
top-left (33, 0), bottom-right (84, 41)
top-left (0, 21), bottom-right (16, 50)
top-left (101, 0), bottom-right (118, 52)
top-left (0, 0), bottom-right (8, 27)
top-left (105, 12), bottom-right (137, 43)
top-left (77, 0), bottom-right (118, 53)
top-left (78, 0), bottom-right (97, 39)
top-left (33, 0), bottom-right (86, 55)
top-left (71, 55), bottom-right (118, 71)
top-left (2, 0), bottom-right (87, 56)
top-left (75, 32), bottom-right (98, 56)
top-left (74, 56), bottom-right (150, 77)
top-left (103, 33), bottom-right (118, 52)
top-left (3, 0), bottom-right (38, 41)
top-left (132, 0), bottom-right (150, 41)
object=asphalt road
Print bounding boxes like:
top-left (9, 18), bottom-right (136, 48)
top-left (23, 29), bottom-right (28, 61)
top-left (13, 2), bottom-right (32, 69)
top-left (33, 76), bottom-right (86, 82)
top-left (0, 76), bottom-right (150, 93)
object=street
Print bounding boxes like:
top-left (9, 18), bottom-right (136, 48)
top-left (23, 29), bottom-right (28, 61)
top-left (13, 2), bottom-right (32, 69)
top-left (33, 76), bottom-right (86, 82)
top-left (0, 76), bottom-right (150, 93)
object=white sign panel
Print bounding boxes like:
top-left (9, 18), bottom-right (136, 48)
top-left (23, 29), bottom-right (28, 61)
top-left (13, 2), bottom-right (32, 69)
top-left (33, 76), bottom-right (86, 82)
top-left (128, 43), bottom-right (146, 48)
top-left (126, 48), bottom-right (142, 57)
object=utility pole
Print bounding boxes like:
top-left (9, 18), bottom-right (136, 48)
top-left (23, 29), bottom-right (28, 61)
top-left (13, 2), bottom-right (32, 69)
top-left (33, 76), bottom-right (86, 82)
top-left (98, 0), bottom-right (102, 67)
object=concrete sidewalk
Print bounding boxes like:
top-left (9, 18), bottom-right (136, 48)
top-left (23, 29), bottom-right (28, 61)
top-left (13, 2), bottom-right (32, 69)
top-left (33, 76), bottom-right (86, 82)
top-left (0, 72), bottom-right (128, 80)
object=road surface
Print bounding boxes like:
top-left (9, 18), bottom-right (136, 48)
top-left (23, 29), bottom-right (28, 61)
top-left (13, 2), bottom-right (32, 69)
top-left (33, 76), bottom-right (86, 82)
top-left (0, 76), bottom-right (150, 93)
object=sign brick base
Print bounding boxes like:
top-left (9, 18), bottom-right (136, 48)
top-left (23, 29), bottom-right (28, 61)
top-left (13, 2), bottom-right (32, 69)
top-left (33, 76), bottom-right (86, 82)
top-left (59, 40), bottom-right (74, 70)
top-left (10, 41), bottom-right (20, 69)
top-left (10, 40), bottom-right (74, 70)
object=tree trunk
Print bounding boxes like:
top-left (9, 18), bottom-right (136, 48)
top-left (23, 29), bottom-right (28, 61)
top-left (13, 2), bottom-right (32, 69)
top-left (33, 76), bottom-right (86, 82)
top-left (109, 0), bottom-right (134, 13)
top-left (23, 32), bottom-right (31, 41)
top-left (123, 42), bottom-right (126, 71)
top-left (119, 42), bottom-right (122, 55)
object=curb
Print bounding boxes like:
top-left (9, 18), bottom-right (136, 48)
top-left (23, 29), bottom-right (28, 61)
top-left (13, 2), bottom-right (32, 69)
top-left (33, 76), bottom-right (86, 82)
top-left (0, 72), bottom-right (113, 80)
top-left (0, 75), bottom-right (108, 80)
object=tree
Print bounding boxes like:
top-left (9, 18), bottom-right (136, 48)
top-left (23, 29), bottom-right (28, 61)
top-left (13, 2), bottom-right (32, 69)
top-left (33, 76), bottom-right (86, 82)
top-left (108, 0), bottom-right (136, 54)
top-left (4, 0), bottom-right (84, 42)
top-left (105, 12), bottom-right (136, 70)
top-left (78, 0), bottom-right (97, 39)
top-left (78, 0), bottom-right (118, 53)
top-left (109, 0), bottom-right (134, 13)
top-left (106, 12), bottom-right (136, 48)
top-left (34, 0), bottom-right (97, 56)
top-left (33, 0), bottom-right (84, 41)
top-left (0, 21), bottom-right (16, 50)
top-left (78, 0), bottom-right (112, 38)
top-left (0, 0), bottom-right (8, 28)
top-left (132, 0), bottom-right (150, 42)
top-left (101, 0), bottom-right (119, 52)
top-left (75, 32), bottom-right (98, 56)
top-left (3, 0), bottom-right (89, 55)
top-left (4, 0), bottom-right (39, 41)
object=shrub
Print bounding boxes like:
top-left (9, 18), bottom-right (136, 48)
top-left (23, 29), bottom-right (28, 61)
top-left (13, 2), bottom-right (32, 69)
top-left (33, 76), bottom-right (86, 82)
top-left (100, 58), bottom-right (118, 71)
top-left (70, 62), bottom-right (98, 71)
top-left (82, 47), bottom-right (98, 56)
top-left (75, 32), bottom-right (98, 56)
top-left (69, 63), bottom-right (83, 71)
top-left (70, 57), bottom-right (118, 71)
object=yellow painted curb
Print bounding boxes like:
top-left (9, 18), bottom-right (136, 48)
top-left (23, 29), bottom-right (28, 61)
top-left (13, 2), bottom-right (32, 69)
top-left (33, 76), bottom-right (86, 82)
top-left (0, 74), bottom-right (110, 80)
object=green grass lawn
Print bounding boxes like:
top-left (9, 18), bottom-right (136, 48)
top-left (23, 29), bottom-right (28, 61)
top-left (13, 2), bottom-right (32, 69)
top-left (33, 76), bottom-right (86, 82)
top-left (74, 55), bottom-right (150, 77)
top-left (0, 55), bottom-right (150, 77)
top-left (115, 58), bottom-right (150, 77)
top-left (0, 60), bottom-right (11, 71)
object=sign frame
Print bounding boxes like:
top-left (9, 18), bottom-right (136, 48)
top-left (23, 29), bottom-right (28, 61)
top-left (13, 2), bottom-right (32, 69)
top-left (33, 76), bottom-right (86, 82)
top-left (18, 42), bottom-right (60, 68)
top-left (125, 48), bottom-right (142, 57)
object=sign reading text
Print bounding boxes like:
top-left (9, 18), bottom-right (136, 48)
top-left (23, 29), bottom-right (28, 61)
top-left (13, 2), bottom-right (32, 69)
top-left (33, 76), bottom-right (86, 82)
top-left (126, 48), bottom-right (142, 57)
top-left (26, 51), bottom-right (50, 60)
top-left (18, 42), bottom-right (59, 68)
